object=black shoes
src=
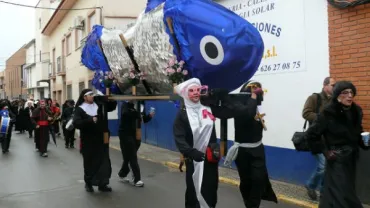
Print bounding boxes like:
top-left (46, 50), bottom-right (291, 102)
top-left (65, 144), bottom-right (74, 149)
top-left (98, 185), bottom-right (112, 192)
top-left (305, 185), bottom-right (318, 200)
top-left (85, 184), bottom-right (94, 192)
top-left (85, 184), bottom-right (112, 192)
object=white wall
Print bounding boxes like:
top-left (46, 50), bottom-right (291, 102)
top-left (26, 42), bottom-right (36, 65)
top-left (31, 0), bottom-right (59, 100)
top-left (214, 0), bottom-right (329, 149)
top-left (101, 0), bottom-right (146, 18)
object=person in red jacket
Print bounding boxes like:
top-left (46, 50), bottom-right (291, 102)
top-left (50, 100), bottom-right (61, 137)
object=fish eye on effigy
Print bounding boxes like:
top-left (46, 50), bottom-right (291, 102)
top-left (200, 35), bottom-right (224, 65)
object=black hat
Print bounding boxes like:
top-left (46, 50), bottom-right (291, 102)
top-left (240, 80), bottom-right (262, 93)
top-left (0, 99), bottom-right (8, 109)
top-left (332, 81), bottom-right (356, 99)
top-left (240, 80), bottom-right (263, 105)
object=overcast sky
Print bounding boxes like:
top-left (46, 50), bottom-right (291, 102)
top-left (0, 0), bottom-right (39, 71)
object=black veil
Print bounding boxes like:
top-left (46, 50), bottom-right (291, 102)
top-left (76, 89), bottom-right (93, 107)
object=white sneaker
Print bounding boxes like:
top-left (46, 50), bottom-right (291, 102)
top-left (119, 177), bottom-right (131, 183)
top-left (132, 180), bottom-right (144, 187)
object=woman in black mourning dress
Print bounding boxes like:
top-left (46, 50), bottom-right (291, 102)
top-left (73, 89), bottom-right (117, 193)
top-left (306, 81), bottom-right (369, 208)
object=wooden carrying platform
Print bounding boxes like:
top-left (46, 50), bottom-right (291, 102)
top-left (95, 19), bottom-right (230, 171)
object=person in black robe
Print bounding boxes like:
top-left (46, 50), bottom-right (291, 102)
top-left (0, 99), bottom-right (16, 154)
top-left (31, 99), bottom-right (53, 157)
top-left (305, 81), bottom-right (369, 208)
top-left (15, 100), bottom-right (25, 133)
top-left (216, 81), bottom-right (277, 208)
top-left (61, 99), bottom-right (75, 148)
top-left (73, 89), bottom-right (117, 193)
top-left (118, 101), bottom-right (154, 187)
top-left (24, 100), bottom-right (36, 138)
top-left (173, 78), bottom-right (235, 208)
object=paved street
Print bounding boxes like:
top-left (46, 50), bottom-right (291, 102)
top-left (0, 133), bottom-right (299, 208)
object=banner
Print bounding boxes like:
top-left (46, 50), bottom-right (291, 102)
top-left (217, 0), bottom-right (307, 75)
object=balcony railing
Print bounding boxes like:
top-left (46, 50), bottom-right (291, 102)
top-left (80, 36), bottom-right (88, 49)
top-left (41, 53), bottom-right (50, 63)
top-left (57, 56), bottom-right (66, 74)
top-left (49, 63), bottom-right (56, 78)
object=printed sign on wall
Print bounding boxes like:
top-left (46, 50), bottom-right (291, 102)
top-left (217, 0), bottom-right (307, 75)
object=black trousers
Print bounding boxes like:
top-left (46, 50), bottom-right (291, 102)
top-left (28, 129), bottom-right (33, 138)
top-left (185, 159), bottom-right (218, 208)
top-left (62, 123), bottom-right (75, 147)
top-left (235, 145), bottom-right (272, 208)
top-left (1, 134), bottom-right (11, 152)
top-left (118, 132), bottom-right (141, 182)
top-left (1, 124), bottom-right (13, 152)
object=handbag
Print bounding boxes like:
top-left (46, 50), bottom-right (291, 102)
top-left (65, 109), bottom-right (75, 131)
top-left (292, 120), bottom-right (310, 151)
top-left (292, 93), bottom-right (321, 152)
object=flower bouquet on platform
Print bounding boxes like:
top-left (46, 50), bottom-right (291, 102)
top-left (122, 68), bottom-right (147, 95)
top-left (102, 71), bottom-right (117, 88)
top-left (165, 57), bottom-right (188, 85)
top-left (123, 69), bottom-right (146, 87)
top-left (164, 57), bottom-right (189, 109)
top-left (92, 70), bottom-right (121, 95)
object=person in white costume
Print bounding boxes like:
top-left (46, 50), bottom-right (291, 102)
top-left (173, 78), bottom-right (231, 208)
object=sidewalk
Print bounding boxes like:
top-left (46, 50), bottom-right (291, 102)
top-left (109, 137), bottom-right (369, 208)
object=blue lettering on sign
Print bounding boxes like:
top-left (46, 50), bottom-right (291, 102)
top-left (252, 22), bottom-right (282, 37)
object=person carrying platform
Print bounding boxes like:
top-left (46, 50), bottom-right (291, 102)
top-left (73, 89), bottom-right (117, 193)
top-left (221, 81), bottom-right (277, 208)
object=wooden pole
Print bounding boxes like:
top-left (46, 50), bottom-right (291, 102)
top-left (95, 39), bottom-right (111, 144)
top-left (173, 83), bottom-right (185, 172)
top-left (132, 86), bottom-right (137, 95)
top-left (136, 100), bottom-right (142, 142)
top-left (220, 118), bottom-right (227, 157)
top-left (103, 89), bottom-right (109, 144)
top-left (165, 18), bottom-right (181, 56)
top-left (118, 34), bottom-right (152, 94)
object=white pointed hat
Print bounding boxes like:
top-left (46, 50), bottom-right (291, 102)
top-left (174, 78), bottom-right (201, 98)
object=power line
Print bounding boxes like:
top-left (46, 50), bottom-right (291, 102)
top-left (0, 0), bottom-right (101, 10)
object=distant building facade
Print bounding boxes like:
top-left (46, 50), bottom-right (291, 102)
top-left (4, 46), bottom-right (27, 99)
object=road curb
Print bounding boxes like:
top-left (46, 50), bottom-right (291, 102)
top-left (163, 162), bottom-right (319, 208)
top-left (110, 144), bottom-right (318, 208)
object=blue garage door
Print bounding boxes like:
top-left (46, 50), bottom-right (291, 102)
top-left (143, 101), bottom-right (179, 151)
